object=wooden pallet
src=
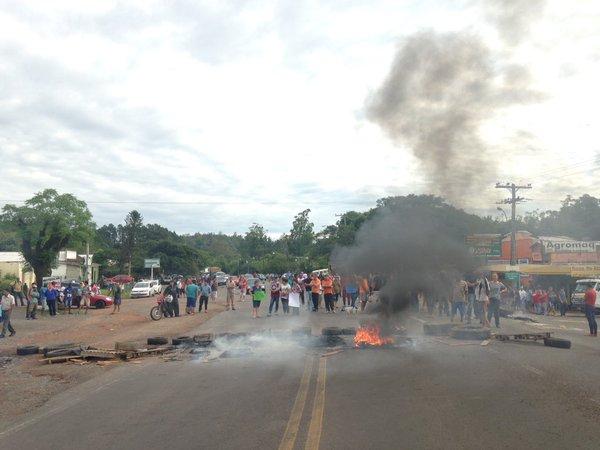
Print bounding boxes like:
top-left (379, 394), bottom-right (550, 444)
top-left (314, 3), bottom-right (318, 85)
top-left (81, 349), bottom-right (126, 360)
top-left (41, 355), bottom-right (84, 364)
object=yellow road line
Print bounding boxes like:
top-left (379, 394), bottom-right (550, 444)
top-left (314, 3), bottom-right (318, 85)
top-left (304, 357), bottom-right (327, 450)
top-left (278, 356), bottom-right (315, 450)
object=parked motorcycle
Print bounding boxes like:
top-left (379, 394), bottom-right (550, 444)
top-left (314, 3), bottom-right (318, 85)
top-left (150, 293), bottom-right (172, 321)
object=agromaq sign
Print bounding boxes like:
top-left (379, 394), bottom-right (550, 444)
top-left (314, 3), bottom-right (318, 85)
top-left (543, 240), bottom-right (599, 253)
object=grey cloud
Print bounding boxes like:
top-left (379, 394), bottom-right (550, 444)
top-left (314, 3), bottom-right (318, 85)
top-left (483, 0), bottom-right (546, 46)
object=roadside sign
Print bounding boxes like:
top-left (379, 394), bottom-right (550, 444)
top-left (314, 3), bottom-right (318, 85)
top-left (144, 258), bottom-right (160, 268)
top-left (466, 234), bottom-right (502, 258)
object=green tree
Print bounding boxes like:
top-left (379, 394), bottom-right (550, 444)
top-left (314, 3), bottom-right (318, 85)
top-left (287, 209), bottom-right (314, 256)
top-left (118, 210), bottom-right (143, 274)
top-left (1, 189), bottom-right (94, 286)
top-left (240, 223), bottom-right (271, 259)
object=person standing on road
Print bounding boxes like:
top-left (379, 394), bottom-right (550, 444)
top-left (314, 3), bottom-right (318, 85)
top-left (475, 273), bottom-right (490, 327)
top-left (11, 279), bottom-right (25, 307)
top-left (289, 278), bottom-right (301, 315)
top-left (333, 275), bottom-right (342, 310)
top-left (451, 278), bottom-right (468, 323)
top-left (322, 275), bottom-right (335, 313)
top-left (584, 283), bottom-right (597, 336)
top-left (111, 283), bottom-right (123, 314)
top-left (251, 280), bottom-right (265, 318)
top-left (210, 278), bottom-right (218, 303)
top-left (239, 277), bottom-right (248, 302)
top-left (309, 273), bottom-right (321, 312)
top-left (487, 273), bottom-right (506, 328)
top-left (558, 287), bottom-right (567, 317)
top-left (199, 280), bottom-right (211, 313)
top-left (465, 274), bottom-right (477, 323)
top-left (280, 277), bottom-right (291, 315)
top-left (268, 277), bottom-right (280, 316)
top-left (26, 282), bottom-right (39, 320)
top-left (46, 283), bottom-right (59, 317)
top-left (0, 290), bottom-right (16, 338)
top-left (359, 276), bottom-right (370, 311)
top-left (345, 276), bottom-right (359, 310)
top-left (225, 277), bottom-right (236, 311)
top-left (518, 286), bottom-right (528, 312)
top-left (185, 279), bottom-right (198, 315)
top-left (79, 281), bottom-right (91, 314)
top-left (63, 282), bottom-right (75, 315)
top-left (169, 280), bottom-right (180, 317)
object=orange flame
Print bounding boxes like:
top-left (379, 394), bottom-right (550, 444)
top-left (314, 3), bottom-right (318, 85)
top-left (354, 324), bottom-right (393, 347)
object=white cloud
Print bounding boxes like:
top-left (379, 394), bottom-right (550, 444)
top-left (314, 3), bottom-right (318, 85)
top-left (0, 1), bottom-right (599, 233)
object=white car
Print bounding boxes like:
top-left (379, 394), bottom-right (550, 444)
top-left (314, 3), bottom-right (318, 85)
top-left (149, 279), bottom-right (162, 295)
top-left (130, 281), bottom-right (153, 298)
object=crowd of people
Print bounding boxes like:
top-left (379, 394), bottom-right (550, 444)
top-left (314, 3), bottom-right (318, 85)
top-left (156, 272), bottom-right (373, 320)
top-left (415, 271), bottom-right (584, 332)
top-left (0, 280), bottom-right (107, 338)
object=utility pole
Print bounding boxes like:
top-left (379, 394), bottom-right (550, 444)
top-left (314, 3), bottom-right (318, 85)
top-left (495, 182), bottom-right (532, 266)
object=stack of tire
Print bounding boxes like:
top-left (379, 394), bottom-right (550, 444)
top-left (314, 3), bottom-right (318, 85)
top-left (321, 327), bottom-right (345, 347)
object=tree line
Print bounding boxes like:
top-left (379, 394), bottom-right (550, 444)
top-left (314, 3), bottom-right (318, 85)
top-left (2, 189), bottom-right (600, 284)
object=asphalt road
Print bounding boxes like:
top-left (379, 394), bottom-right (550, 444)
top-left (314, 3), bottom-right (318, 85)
top-left (2, 301), bottom-right (600, 450)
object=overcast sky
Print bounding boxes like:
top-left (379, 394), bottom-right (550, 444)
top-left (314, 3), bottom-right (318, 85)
top-left (1, 0), bottom-right (599, 236)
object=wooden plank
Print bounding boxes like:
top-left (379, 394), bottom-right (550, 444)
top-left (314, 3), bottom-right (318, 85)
top-left (42, 355), bottom-right (84, 364)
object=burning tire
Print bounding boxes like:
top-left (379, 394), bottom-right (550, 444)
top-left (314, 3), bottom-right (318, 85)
top-left (423, 323), bottom-right (455, 336)
top-left (450, 328), bottom-right (491, 340)
top-left (147, 337), bottom-right (168, 346)
top-left (544, 337), bottom-right (571, 349)
top-left (16, 345), bottom-right (39, 356)
top-left (321, 327), bottom-right (343, 336)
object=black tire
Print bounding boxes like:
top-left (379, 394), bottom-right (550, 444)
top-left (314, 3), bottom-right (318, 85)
top-left (172, 336), bottom-right (192, 346)
top-left (544, 337), bottom-right (571, 349)
top-left (147, 337), bottom-right (168, 346)
top-left (150, 306), bottom-right (162, 321)
top-left (193, 333), bottom-right (213, 343)
top-left (291, 327), bottom-right (312, 336)
top-left (17, 345), bottom-right (39, 356)
top-left (95, 300), bottom-right (106, 309)
top-left (42, 342), bottom-right (77, 356)
top-left (45, 348), bottom-right (80, 358)
top-left (423, 323), bottom-right (455, 336)
top-left (341, 327), bottom-right (357, 336)
top-left (450, 328), bottom-right (491, 340)
top-left (321, 327), bottom-right (343, 336)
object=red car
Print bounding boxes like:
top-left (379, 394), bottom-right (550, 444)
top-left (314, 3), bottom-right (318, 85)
top-left (90, 294), bottom-right (113, 309)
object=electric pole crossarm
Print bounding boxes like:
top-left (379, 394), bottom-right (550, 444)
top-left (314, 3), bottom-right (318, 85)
top-left (495, 182), bottom-right (532, 266)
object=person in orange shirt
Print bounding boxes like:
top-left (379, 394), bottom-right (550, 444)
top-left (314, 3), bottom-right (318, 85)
top-left (309, 273), bottom-right (321, 312)
top-left (321, 275), bottom-right (335, 313)
top-left (359, 276), bottom-right (370, 311)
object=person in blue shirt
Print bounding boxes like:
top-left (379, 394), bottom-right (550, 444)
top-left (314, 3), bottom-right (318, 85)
top-left (63, 283), bottom-right (75, 314)
top-left (185, 279), bottom-right (199, 315)
top-left (198, 280), bottom-right (212, 313)
top-left (45, 283), bottom-right (59, 316)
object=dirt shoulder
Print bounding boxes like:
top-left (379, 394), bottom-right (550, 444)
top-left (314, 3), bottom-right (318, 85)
top-left (0, 288), bottom-right (228, 426)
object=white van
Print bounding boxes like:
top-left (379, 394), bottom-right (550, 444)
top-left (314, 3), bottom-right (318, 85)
top-left (571, 279), bottom-right (600, 311)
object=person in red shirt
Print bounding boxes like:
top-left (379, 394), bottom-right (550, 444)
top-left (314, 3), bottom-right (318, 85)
top-left (584, 284), bottom-right (597, 336)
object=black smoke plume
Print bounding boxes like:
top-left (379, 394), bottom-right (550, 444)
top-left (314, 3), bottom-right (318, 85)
top-left (367, 31), bottom-right (542, 205)
top-left (331, 199), bottom-right (476, 314)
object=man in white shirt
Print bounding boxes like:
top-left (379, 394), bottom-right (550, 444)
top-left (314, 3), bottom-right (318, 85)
top-left (1, 289), bottom-right (16, 337)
